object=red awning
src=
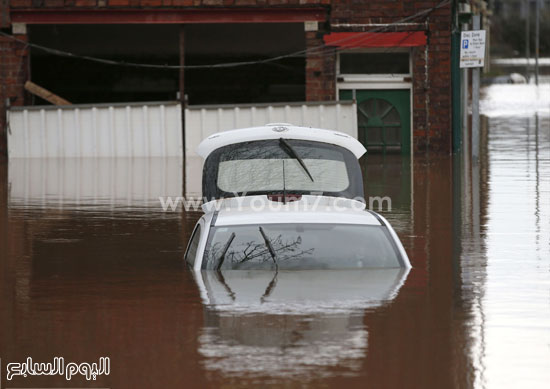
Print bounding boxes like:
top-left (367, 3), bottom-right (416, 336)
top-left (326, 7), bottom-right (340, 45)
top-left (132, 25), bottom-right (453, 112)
top-left (323, 32), bottom-right (427, 48)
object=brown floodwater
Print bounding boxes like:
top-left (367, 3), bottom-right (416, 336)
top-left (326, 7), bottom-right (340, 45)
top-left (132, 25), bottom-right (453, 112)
top-left (1, 104), bottom-right (549, 387)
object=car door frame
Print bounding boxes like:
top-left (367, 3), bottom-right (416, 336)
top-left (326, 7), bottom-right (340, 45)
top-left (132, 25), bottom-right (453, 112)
top-left (184, 212), bottom-right (218, 271)
top-left (184, 216), bottom-right (208, 270)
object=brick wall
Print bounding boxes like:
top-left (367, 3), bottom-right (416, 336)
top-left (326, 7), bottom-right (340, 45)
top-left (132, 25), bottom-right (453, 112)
top-left (305, 27), bottom-right (335, 102)
top-left (1, 0), bottom-right (452, 155)
top-left (8, 0), bottom-right (329, 6)
top-left (0, 32), bottom-right (29, 158)
top-left (425, 15), bottom-right (452, 154)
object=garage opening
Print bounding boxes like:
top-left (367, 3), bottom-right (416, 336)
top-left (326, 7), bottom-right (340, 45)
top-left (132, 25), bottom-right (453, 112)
top-left (30, 25), bottom-right (181, 104)
top-left (28, 23), bottom-right (305, 106)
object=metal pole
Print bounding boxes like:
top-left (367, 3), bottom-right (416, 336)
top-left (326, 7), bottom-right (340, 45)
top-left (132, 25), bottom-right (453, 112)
top-left (472, 14), bottom-right (480, 162)
top-left (535, 0), bottom-right (540, 85)
top-left (452, 28), bottom-right (462, 152)
top-left (462, 23), bottom-right (470, 158)
top-left (525, 0), bottom-right (530, 81)
top-left (472, 149), bottom-right (480, 254)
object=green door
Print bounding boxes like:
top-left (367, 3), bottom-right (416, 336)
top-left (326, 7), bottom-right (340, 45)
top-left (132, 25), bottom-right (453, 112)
top-left (340, 89), bottom-right (411, 155)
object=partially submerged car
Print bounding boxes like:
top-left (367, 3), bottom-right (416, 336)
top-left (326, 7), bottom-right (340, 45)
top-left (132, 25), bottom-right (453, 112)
top-left (186, 124), bottom-right (410, 271)
top-left (197, 123), bottom-right (367, 200)
top-left (185, 195), bottom-right (411, 271)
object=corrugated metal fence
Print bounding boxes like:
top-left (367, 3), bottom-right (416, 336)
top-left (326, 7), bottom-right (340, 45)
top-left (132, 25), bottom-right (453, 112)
top-left (8, 101), bottom-right (183, 158)
top-left (7, 100), bottom-right (358, 199)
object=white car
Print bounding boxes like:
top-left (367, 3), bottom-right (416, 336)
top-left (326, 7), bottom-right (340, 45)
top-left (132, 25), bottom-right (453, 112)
top-left (185, 195), bottom-right (411, 271)
top-left (186, 124), bottom-right (410, 271)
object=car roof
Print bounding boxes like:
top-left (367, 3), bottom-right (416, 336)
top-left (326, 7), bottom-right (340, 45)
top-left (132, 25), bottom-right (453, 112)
top-left (197, 123), bottom-right (367, 159)
top-left (203, 195), bottom-right (381, 227)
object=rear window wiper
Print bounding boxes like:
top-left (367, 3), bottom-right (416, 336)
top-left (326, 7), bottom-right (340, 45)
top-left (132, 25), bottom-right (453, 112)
top-left (215, 232), bottom-right (236, 271)
top-left (279, 138), bottom-right (314, 182)
top-left (259, 226), bottom-right (279, 270)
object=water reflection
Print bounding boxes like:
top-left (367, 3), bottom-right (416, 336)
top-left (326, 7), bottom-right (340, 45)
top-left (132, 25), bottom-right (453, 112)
top-left (195, 269), bottom-right (409, 379)
top-left (8, 157), bottom-right (182, 209)
top-left (362, 153), bottom-right (412, 235)
top-left (460, 112), bottom-right (550, 388)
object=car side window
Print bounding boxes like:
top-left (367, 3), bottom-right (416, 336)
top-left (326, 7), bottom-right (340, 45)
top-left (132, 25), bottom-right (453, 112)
top-left (185, 224), bottom-right (202, 267)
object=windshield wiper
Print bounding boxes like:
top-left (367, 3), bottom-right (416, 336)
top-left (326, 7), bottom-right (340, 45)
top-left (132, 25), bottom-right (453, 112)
top-left (259, 226), bottom-right (279, 270)
top-left (279, 138), bottom-right (314, 182)
top-left (215, 232), bottom-right (236, 271)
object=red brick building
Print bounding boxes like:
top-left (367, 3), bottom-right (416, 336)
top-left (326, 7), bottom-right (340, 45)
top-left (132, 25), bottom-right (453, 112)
top-left (0, 0), bottom-right (453, 157)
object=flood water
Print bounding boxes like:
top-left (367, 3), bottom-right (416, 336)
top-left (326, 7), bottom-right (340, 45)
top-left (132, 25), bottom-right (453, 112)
top-left (1, 85), bottom-right (549, 388)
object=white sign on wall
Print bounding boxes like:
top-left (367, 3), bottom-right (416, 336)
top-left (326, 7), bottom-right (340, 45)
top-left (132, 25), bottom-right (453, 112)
top-left (460, 30), bottom-right (486, 68)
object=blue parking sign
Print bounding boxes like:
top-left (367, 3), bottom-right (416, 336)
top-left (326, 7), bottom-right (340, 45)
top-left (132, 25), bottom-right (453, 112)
top-left (462, 39), bottom-right (469, 49)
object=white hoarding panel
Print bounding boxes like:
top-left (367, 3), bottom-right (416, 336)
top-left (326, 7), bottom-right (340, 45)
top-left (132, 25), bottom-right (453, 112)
top-left (7, 102), bottom-right (183, 158)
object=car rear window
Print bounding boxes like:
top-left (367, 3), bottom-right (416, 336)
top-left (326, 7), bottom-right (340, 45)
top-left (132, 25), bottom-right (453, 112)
top-left (202, 223), bottom-right (403, 270)
top-left (202, 140), bottom-right (364, 200)
top-left (218, 158), bottom-right (349, 193)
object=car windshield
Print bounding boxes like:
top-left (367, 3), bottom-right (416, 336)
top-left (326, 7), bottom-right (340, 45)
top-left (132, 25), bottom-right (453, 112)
top-left (202, 223), bottom-right (403, 270)
top-left (202, 140), bottom-right (364, 200)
